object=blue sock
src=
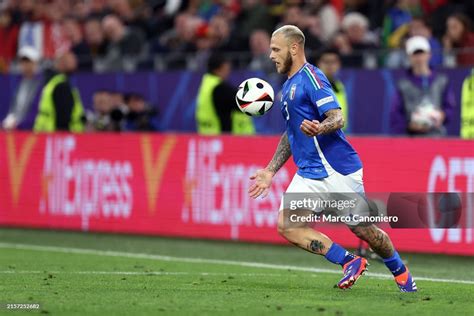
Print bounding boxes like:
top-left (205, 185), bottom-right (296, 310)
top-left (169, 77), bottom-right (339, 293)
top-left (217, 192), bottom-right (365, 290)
top-left (383, 251), bottom-right (406, 276)
top-left (325, 243), bottom-right (356, 266)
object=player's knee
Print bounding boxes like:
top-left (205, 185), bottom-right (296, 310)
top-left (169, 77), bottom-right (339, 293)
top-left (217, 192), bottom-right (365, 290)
top-left (277, 211), bottom-right (287, 236)
top-left (277, 221), bottom-right (287, 236)
top-left (277, 209), bottom-right (304, 238)
top-left (277, 225), bottom-right (284, 236)
top-left (278, 227), bottom-right (301, 240)
top-left (277, 221), bottom-right (295, 238)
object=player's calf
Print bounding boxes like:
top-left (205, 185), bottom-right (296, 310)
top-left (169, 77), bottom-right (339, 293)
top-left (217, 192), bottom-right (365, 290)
top-left (278, 210), bottom-right (368, 289)
top-left (277, 224), bottom-right (331, 255)
top-left (350, 224), bottom-right (394, 258)
top-left (350, 224), bottom-right (417, 292)
top-left (278, 209), bottom-right (333, 255)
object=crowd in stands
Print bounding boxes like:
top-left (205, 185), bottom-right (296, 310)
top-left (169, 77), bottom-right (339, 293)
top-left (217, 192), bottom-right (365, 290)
top-left (0, 0), bottom-right (473, 137)
top-left (1, 0), bottom-right (474, 73)
top-left (86, 89), bottom-right (160, 132)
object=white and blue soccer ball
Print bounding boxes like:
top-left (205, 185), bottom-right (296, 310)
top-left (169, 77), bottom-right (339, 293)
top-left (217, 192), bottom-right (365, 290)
top-left (235, 78), bottom-right (274, 116)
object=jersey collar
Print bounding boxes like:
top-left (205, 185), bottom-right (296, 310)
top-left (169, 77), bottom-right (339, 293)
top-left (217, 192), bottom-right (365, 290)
top-left (288, 62), bottom-right (309, 80)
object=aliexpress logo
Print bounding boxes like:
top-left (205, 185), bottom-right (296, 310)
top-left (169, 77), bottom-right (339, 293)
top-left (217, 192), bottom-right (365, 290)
top-left (3, 133), bottom-right (177, 215)
top-left (140, 135), bottom-right (177, 214)
top-left (5, 133), bottom-right (37, 207)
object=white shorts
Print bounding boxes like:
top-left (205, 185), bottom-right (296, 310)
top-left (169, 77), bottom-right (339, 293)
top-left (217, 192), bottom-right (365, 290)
top-left (279, 169), bottom-right (365, 211)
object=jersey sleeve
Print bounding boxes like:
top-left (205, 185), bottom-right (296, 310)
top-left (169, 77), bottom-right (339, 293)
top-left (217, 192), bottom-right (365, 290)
top-left (306, 81), bottom-right (341, 116)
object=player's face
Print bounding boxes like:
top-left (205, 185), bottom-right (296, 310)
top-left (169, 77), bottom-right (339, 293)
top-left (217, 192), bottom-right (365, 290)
top-left (269, 34), bottom-right (293, 75)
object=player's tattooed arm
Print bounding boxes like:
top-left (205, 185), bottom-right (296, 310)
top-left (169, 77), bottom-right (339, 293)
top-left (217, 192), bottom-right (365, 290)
top-left (266, 132), bottom-right (292, 175)
top-left (318, 109), bottom-right (344, 134)
top-left (300, 109), bottom-right (344, 136)
top-left (249, 132), bottom-right (291, 198)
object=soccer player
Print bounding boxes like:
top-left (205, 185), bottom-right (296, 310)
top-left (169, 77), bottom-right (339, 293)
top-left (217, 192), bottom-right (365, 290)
top-left (248, 25), bottom-right (417, 292)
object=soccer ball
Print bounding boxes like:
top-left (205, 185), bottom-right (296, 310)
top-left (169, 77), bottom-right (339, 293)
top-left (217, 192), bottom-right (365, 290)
top-left (235, 78), bottom-right (274, 116)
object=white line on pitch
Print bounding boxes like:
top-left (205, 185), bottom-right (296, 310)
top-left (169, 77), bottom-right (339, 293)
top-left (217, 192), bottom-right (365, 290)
top-left (0, 242), bottom-right (473, 285)
top-left (0, 270), bottom-right (302, 277)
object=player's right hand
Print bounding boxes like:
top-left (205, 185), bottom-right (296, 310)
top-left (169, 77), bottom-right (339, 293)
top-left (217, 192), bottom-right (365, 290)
top-left (300, 119), bottom-right (321, 136)
top-left (248, 169), bottom-right (273, 199)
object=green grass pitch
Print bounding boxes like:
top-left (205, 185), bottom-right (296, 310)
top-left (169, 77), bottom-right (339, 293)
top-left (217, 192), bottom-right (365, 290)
top-left (0, 228), bottom-right (473, 315)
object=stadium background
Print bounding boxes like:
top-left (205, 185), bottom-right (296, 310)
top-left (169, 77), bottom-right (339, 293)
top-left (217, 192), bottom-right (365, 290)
top-left (0, 0), bottom-right (473, 315)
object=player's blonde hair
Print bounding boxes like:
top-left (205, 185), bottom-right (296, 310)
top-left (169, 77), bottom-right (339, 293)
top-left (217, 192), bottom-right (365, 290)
top-left (272, 25), bottom-right (305, 46)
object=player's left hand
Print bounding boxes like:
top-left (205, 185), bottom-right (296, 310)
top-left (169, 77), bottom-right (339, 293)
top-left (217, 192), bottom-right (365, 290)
top-left (300, 119), bottom-right (321, 136)
top-left (248, 169), bottom-right (273, 199)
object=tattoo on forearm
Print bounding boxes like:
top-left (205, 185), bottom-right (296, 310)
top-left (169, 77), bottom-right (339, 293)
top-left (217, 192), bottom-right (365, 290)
top-left (318, 109), bottom-right (344, 135)
top-left (309, 240), bottom-right (325, 254)
top-left (266, 132), bottom-right (291, 174)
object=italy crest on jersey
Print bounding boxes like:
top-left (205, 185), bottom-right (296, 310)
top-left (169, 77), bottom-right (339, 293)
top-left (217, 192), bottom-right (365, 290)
top-left (290, 84), bottom-right (297, 100)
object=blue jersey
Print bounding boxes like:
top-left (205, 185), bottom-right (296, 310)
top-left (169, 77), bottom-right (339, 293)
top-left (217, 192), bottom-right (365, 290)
top-left (280, 63), bottom-right (362, 179)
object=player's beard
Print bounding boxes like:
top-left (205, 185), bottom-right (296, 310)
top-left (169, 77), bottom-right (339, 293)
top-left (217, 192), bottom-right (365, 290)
top-left (280, 51), bottom-right (293, 75)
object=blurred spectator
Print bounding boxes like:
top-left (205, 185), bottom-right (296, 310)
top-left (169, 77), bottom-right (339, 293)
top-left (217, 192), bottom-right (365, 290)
top-left (248, 29), bottom-right (274, 73)
top-left (13, 0), bottom-right (69, 60)
top-left (84, 18), bottom-right (108, 59)
top-left (88, 0), bottom-right (110, 19)
top-left (157, 12), bottom-right (204, 69)
top-left (2, 46), bottom-right (43, 130)
top-left (41, 2), bottom-right (69, 60)
top-left (233, 0), bottom-right (274, 51)
top-left (381, 0), bottom-right (419, 50)
top-left (419, 0), bottom-right (448, 15)
top-left (34, 51), bottom-right (85, 132)
top-left (107, 91), bottom-right (129, 131)
top-left (281, 5), bottom-right (304, 29)
top-left (443, 13), bottom-right (474, 66)
top-left (70, 1), bottom-right (93, 21)
top-left (157, 12), bottom-right (200, 53)
top-left (17, 19), bottom-right (43, 60)
top-left (316, 48), bottom-right (348, 132)
top-left (278, 3), bottom-right (318, 49)
top-left (344, 0), bottom-right (386, 30)
top-left (301, 11), bottom-right (323, 51)
top-left (426, 0), bottom-right (468, 40)
top-left (123, 93), bottom-right (160, 132)
top-left (0, 0), bottom-right (472, 73)
top-left (0, 9), bottom-right (19, 73)
top-left (195, 0), bottom-right (222, 21)
top-left (390, 36), bottom-right (455, 137)
top-left (335, 12), bottom-right (377, 68)
top-left (311, 0), bottom-right (339, 43)
top-left (107, 90), bottom-right (126, 126)
top-left (408, 17), bottom-right (442, 68)
top-left (207, 14), bottom-right (234, 52)
top-left (14, 0), bottom-right (37, 21)
top-left (110, 91), bottom-right (126, 110)
top-left (86, 90), bottom-right (115, 132)
top-left (127, 0), bottom-right (168, 40)
top-left (99, 14), bottom-right (146, 72)
top-left (196, 52), bottom-right (254, 135)
top-left (63, 18), bottom-right (92, 70)
top-left (108, 0), bottom-right (134, 22)
top-left (460, 68), bottom-right (474, 139)
top-left (386, 16), bottom-right (443, 69)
